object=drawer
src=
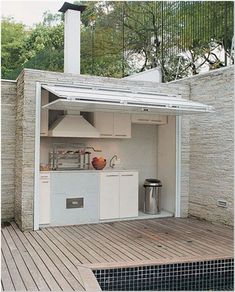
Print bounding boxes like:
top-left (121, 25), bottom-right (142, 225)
top-left (51, 172), bottom-right (99, 194)
top-left (40, 172), bottom-right (50, 180)
top-left (50, 192), bottom-right (99, 226)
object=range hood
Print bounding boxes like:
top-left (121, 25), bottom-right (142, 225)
top-left (48, 112), bottom-right (100, 137)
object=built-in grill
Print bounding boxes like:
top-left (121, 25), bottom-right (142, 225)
top-left (49, 143), bottom-right (101, 170)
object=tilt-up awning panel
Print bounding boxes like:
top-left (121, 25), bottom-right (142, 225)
top-left (42, 84), bottom-right (214, 115)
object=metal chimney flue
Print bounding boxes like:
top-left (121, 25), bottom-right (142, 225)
top-left (59, 2), bottom-right (86, 74)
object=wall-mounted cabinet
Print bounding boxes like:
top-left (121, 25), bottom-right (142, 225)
top-left (100, 171), bottom-right (138, 220)
top-left (131, 114), bottom-right (167, 125)
top-left (40, 90), bottom-right (49, 136)
top-left (91, 112), bottom-right (131, 138)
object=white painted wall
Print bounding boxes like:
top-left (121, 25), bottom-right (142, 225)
top-left (40, 124), bottom-right (158, 210)
top-left (124, 68), bottom-right (162, 83)
top-left (64, 9), bottom-right (81, 74)
top-left (157, 116), bottom-right (176, 214)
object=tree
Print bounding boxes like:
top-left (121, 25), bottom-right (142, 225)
top-left (1, 17), bottom-right (29, 78)
top-left (1, 1), bottom-right (233, 81)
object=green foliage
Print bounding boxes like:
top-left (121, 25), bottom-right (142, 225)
top-left (1, 1), bottom-right (234, 81)
top-left (1, 17), bottom-right (29, 78)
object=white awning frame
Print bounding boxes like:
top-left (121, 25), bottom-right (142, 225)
top-left (42, 84), bottom-right (214, 115)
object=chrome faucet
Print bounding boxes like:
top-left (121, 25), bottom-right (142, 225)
top-left (110, 155), bottom-right (118, 168)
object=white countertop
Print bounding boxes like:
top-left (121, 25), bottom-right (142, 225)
top-left (41, 168), bottom-right (138, 174)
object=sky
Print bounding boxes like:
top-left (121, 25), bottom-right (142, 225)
top-left (1, 0), bottom-right (66, 26)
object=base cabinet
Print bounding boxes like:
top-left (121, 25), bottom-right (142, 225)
top-left (100, 171), bottom-right (139, 220)
top-left (100, 173), bottom-right (120, 220)
top-left (40, 171), bottom-right (138, 226)
top-left (39, 173), bottom-right (50, 224)
top-left (119, 172), bottom-right (138, 218)
top-left (50, 173), bottom-right (99, 226)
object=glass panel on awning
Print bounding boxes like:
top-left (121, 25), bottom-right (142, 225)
top-left (42, 84), bottom-right (214, 115)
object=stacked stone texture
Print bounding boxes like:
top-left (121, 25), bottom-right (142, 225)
top-left (1, 66), bottom-right (233, 230)
top-left (1, 80), bottom-right (17, 220)
top-left (172, 66), bottom-right (234, 226)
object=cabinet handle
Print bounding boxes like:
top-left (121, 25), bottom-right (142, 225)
top-left (101, 134), bottom-right (112, 136)
top-left (121, 174), bottom-right (133, 177)
top-left (41, 180), bottom-right (49, 183)
top-left (151, 120), bottom-right (162, 122)
top-left (138, 119), bottom-right (149, 122)
top-left (40, 176), bottom-right (49, 179)
top-left (106, 174), bottom-right (119, 177)
top-left (115, 134), bottom-right (127, 137)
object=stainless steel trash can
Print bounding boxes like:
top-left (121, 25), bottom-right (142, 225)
top-left (143, 179), bottom-right (162, 214)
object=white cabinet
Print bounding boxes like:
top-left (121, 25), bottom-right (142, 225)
top-left (50, 172), bottom-right (99, 226)
top-left (119, 172), bottom-right (138, 218)
top-left (100, 171), bottom-right (138, 220)
top-left (92, 112), bottom-right (131, 138)
top-left (40, 90), bottom-right (49, 136)
top-left (131, 114), bottom-right (167, 125)
top-left (93, 112), bottom-right (114, 137)
top-left (100, 172), bottom-right (120, 219)
top-left (39, 172), bottom-right (50, 224)
top-left (113, 113), bottom-right (131, 138)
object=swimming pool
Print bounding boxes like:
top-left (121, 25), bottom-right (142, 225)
top-left (93, 258), bottom-right (234, 291)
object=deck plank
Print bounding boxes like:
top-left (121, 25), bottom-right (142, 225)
top-left (60, 226), bottom-right (116, 262)
top-left (23, 231), bottom-right (73, 291)
top-left (11, 222), bottom-right (62, 291)
top-left (42, 228), bottom-right (88, 267)
top-left (7, 225), bottom-right (50, 291)
top-left (127, 219), bottom-right (228, 255)
top-left (1, 251), bottom-right (15, 291)
top-left (111, 221), bottom-right (198, 257)
top-left (2, 227), bottom-right (38, 291)
top-left (2, 218), bottom-right (233, 291)
top-left (91, 223), bottom-right (165, 260)
top-left (48, 226), bottom-right (101, 263)
top-left (36, 229), bottom-right (84, 289)
top-left (72, 224), bottom-right (149, 261)
top-left (44, 227), bottom-right (91, 264)
top-left (148, 219), bottom-right (233, 253)
top-left (30, 230), bottom-right (84, 291)
top-left (1, 232), bottom-right (26, 291)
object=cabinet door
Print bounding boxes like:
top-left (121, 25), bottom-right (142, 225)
top-left (40, 90), bottom-right (49, 136)
top-left (131, 114), bottom-right (150, 124)
top-left (149, 114), bottom-right (167, 124)
top-left (131, 114), bottom-right (167, 125)
top-left (39, 173), bottom-right (50, 224)
top-left (119, 172), bottom-right (138, 218)
top-left (113, 113), bottom-right (131, 138)
top-left (100, 173), bottom-right (119, 219)
top-left (93, 112), bottom-right (114, 137)
top-left (51, 173), bottom-right (99, 226)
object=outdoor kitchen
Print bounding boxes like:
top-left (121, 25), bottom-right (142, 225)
top-left (34, 2), bottom-right (213, 228)
top-left (39, 88), bottom-right (176, 226)
top-left (1, 1), bottom-right (233, 291)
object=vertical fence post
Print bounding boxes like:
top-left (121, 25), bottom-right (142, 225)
top-left (224, 1), bottom-right (228, 66)
top-left (161, 1), bottom-right (164, 82)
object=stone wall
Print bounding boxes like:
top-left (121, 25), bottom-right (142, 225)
top-left (1, 80), bottom-right (17, 220)
top-left (15, 68), bottom-right (190, 230)
top-left (173, 66), bottom-right (234, 225)
top-left (3, 67), bottom-right (232, 230)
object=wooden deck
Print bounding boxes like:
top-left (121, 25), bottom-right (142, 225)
top-left (1, 217), bottom-right (233, 291)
